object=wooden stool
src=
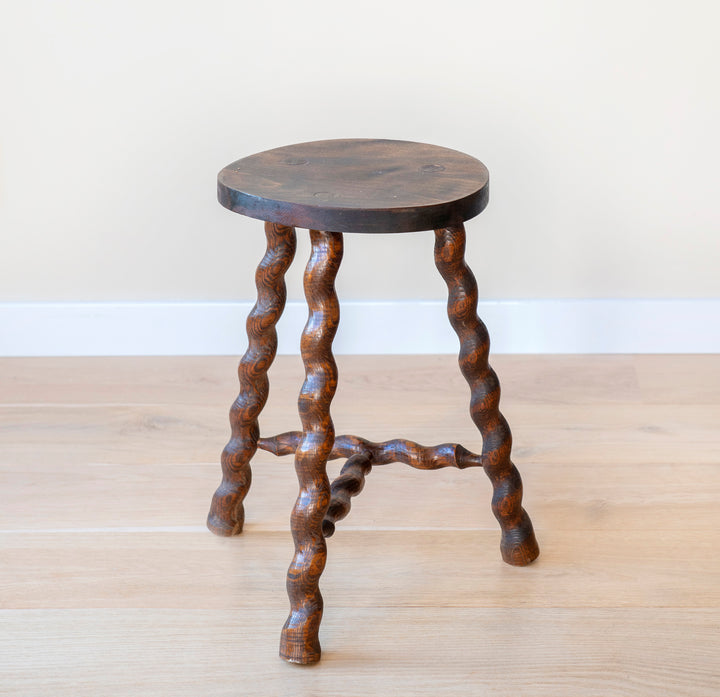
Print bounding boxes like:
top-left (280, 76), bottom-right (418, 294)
top-left (207, 139), bottom-right (539, 664)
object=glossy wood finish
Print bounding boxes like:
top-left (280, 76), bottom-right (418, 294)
top-left (218, 139), bottom-right (489, 233)
top-left (207, 222), bottom-right (296, 536)
top-left (434, 225), bottom-right (539, 566)
top-left (279, 230), bottom-right (343, 664)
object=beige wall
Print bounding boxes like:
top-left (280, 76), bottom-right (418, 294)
top-left (1, 0), bottom-right (718, 303)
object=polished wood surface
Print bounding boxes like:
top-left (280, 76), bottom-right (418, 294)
top-left (2, 355), bottom-right (719, 695)
top-left (217, 139), bottom-right (489, 233)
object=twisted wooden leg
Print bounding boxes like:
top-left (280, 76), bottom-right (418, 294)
top-left (280, 230), bottom-right (343, 664)
top-left (434, 225), bottom-right (539, 566)
top-left (207, 222), bottom-right (296, 536)
top-left (322, 452), bottom-right (373, 538)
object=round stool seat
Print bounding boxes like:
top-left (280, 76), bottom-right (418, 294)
top-left (217, 138), bottom-right (489, 233)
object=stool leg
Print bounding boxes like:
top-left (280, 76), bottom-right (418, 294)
top-left (207, 222), bottom-right (296, 536)
top-left (434, 225), bottom-right (539, 566)
top-left (280, 230), bottom-right (343, 664)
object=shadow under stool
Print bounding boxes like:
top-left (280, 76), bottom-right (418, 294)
top-left (207, 138), bottom-right (539, 664)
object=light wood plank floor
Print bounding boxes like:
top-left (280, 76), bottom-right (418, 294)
top-left (1, 355), bottom-right (719, 696)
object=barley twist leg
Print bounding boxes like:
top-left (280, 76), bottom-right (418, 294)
top-left (434, 224), bottom-right (539, 566)
top-left (280, 230), bottom-right (343, 664)
top-left (322, 452), bottom-right (373, 538)
top-left (207, 222), bottom-right (296, 536)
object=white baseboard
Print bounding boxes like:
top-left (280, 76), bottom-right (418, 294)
top-left (0, 299), bottom-right (718, 356)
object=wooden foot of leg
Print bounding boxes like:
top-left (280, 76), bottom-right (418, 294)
top-left (207, 222), bottom-right (296, 536)
top-left (280, 230), bottom-right (343, 664)
top-left (434, 224), bottom-right (539, 566)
